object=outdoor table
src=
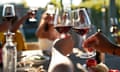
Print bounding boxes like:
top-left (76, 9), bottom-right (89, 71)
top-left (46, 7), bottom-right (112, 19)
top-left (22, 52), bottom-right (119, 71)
top-left (0, 50), bottom-right (50, 72)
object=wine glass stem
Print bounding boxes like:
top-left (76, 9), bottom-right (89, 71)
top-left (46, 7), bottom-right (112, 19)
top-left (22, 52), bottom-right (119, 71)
top-left (82, 35), bottom-right (87, 41)
top-left (8, 22), bottom-right (12, 32)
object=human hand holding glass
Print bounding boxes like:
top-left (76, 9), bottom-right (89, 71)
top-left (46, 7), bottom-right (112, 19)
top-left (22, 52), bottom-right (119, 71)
top-left (72, 8), bottom-right (96, 58)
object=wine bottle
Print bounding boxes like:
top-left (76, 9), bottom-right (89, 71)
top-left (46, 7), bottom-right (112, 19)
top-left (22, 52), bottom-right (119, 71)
top-left (0, 42), bottom-right (3, 67)
top-left (2, 31), bottom-right (17, 72)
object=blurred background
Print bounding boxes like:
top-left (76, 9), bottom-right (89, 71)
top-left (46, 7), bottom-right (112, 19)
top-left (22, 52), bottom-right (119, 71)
top-left (0, 0), bottom-right (120, 70)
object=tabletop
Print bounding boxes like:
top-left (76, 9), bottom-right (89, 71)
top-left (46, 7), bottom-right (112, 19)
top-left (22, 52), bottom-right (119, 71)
top-left (1, 50), bottom-right (50, 72)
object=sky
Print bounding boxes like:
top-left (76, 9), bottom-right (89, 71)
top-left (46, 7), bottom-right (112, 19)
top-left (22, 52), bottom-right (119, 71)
top-left (0, 0), bottom-right (82, 8)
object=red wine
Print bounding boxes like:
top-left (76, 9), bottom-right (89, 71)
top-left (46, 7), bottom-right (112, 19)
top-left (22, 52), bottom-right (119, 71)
top-left (3, 16), bottom-right (14, 21)
top-left (55, 25), bottom-right (72, 33)
top-left (73, 27), bottom-right (89, 36)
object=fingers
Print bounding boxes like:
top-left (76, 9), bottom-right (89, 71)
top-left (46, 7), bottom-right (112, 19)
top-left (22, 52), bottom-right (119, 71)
top-left (54, 35), bottom-right (74, 55)
top-left (82, 32), bottom-right (99, 49)
top-left (42, 12), bottom-right (55, 24)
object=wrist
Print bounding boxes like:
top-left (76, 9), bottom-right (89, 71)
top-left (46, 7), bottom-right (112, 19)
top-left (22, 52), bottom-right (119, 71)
top-left (110, 43), bottom-right (120, 55)
top-left (112, 44), bottom-right (120, 55)
top-left (24, 14), bottom-right (29, 19)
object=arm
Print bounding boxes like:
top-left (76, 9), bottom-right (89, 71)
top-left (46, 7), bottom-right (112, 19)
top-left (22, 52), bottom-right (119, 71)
top-left (54, 35), bottom-right (74, 56)
top-left (82, 32), bottom-right (120, 56)
top-left (0, 21), bottom-right (10, 32)
top-left (10, 14), bottom-right (29, 32)
top-left (110, 43), bottom-right (120, 56)
top-left (36, 12), bottom-right (60, 41)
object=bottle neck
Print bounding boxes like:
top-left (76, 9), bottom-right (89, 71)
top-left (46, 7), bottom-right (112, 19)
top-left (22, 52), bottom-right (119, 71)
top-left (6, 37), bottom-right (13, 42)
top-left (5, 31), bottom-right (14, 42)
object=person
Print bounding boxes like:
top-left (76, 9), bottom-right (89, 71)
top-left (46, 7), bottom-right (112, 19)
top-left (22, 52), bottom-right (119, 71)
top-left (88, 25), bottom-right (105, 64)
top-left (36, 3), bottom-right (60, 56)
top-left (82, 31), bottom-right (120, 56)
top-left (0, 12), bottom-right (32, 51)
top-left (35, 9), bottom-right (59, 41)
top-left (0, 4), bottom-right (33, 68)
top-left (35, 5), bottom-right (76, 71)
top-left (0, 21), bottom-right (11, 67)
top-left (0, 3), bottom-right (34, 51)
top-left (36, 2), bottom-right (89, 72)
top-left (83, 58), bottom-right (109, 72)
top-left (48, 35), bottom-right (74, 72)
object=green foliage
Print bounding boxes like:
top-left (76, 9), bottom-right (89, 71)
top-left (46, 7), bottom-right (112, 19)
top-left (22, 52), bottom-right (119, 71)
top-left (51, 0), bottom-right (62, 9)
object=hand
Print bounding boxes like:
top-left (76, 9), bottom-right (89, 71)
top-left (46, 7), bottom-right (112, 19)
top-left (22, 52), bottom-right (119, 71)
top-left (36, 12), bottom-right (60, 41)
top-left (27, 10), bottom-right (36, 18)
top-left (54, 34), bottom-right (74, 55)
top-left (82, 32), bottom-right (113, 52)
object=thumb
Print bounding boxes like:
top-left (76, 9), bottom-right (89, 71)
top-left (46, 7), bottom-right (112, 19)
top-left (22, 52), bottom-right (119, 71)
top-left (82, 36), bottom-right (98, 49)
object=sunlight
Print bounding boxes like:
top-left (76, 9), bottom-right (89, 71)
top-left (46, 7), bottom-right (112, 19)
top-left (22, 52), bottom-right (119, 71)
top-left (62, 0), bottom-right (82, 6)
top-left (0, 0), bottom-right (50, 8)
top-left (25, 0), bottom-right (50, 8)
top-left (72, 0), bottom-right (82, 6)
top-left (0, 0), bottom-right (81, 8)
top-left (0, 0), bottom-right (23, 5)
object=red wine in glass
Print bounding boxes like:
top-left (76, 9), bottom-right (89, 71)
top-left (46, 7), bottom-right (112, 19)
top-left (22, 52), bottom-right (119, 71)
top-left (55, 25), bottom-right (72, 33)
top-left (3, 16), bottom-right (15, 21)
top-left (72, 8), bottom-right (96, 58)
top-left (72, 27), bottom-right (89, 36)
top-left (72, 27), bottom-right (94, 52)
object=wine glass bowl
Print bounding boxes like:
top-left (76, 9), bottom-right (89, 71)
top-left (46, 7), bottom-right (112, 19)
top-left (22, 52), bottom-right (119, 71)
top-left (72, 8), bottom-right (96, 58)
top-left (54, 10), bottom-right (73, 38)
top-left (2, 4), bottom-right (15, 21)
top-left (72, 27), bottom-right (89, 37)
top-left (55, 25), bottom-right (72, 34)
top-left (46, 4), bottom-right (55, 15)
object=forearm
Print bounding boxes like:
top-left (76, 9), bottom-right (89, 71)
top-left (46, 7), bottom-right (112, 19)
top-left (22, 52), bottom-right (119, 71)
top-left (36, 27), bottom-right (48, 38)
top-left (36, 19), bottom-right (48, 38)
top-left (104, 43), bottom-right (120, 56)
top-left (11, 15), bottom-right (28, 32)
top-left (0, 21), bottom-right (10, 32)
top-left (111, 44), bottom-right (120, 56)
top-left (36, 23), bottom-right (58, 40)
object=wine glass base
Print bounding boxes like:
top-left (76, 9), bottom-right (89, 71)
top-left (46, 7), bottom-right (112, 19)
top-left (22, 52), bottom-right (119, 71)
top-left (72, 48), bottom-right (96, 59)
top-left (79, 52), bottom-right (96, 59)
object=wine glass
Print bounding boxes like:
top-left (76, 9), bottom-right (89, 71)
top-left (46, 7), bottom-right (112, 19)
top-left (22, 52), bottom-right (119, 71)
top-left (2, 3), bottom-right (16, 33)
top-left (46, 4), bottom-right (55, 15)
top-left (54, 8), bottom-right (73, 38)
top-left (2, 3), bottom-right (15, 21)
top-left (46, 4), bottom-right (56, 25)
top-left (28, 7), bottom-right (38, 22)
top-left (72, 8), bottom-right (96, 58)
